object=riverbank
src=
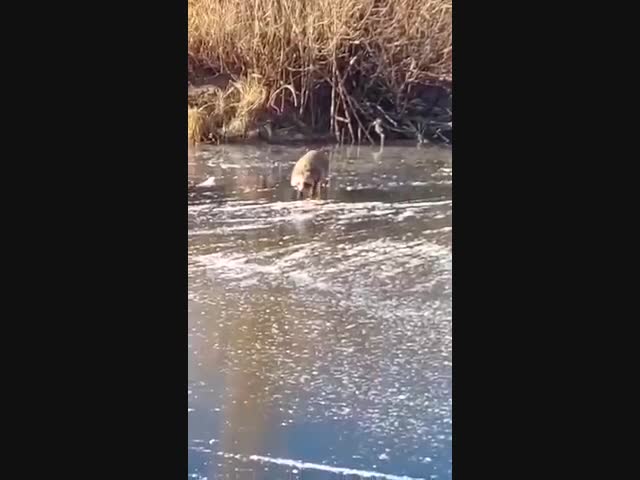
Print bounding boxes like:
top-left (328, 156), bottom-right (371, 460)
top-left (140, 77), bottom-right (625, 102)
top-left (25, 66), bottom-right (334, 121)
top-left (188, 0), bottom-right (452, 145)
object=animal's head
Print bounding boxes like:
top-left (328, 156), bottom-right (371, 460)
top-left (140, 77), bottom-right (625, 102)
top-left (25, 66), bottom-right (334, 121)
top-left (293, 173), bottom-right (315, 194)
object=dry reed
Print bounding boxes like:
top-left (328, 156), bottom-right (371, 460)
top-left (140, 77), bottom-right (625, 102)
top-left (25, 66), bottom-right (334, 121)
top-left (188, 77), bottom-right (268, 143)
top-left (188, 0), bottom-right (452, 143)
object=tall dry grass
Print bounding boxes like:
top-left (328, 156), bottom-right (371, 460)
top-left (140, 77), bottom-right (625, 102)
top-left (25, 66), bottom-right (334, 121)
top-left (188, 0), bottom-right (452, 142)
top-left (188, 76), bottom-right (268, 143)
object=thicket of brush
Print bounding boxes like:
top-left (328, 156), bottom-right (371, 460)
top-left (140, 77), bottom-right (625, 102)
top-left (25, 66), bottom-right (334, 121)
top-left (188, 0), bottom-right (452, 144)
top-left (188, 76), bottom-right (268, 143)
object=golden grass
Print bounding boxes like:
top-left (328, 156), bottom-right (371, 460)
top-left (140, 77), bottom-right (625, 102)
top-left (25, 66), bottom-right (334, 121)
top-left (188, 77), bottom-right (268, 143)
top-left (188, 107), bottom-right (204, 143)
top-left (188, 0), bottom-right (452, 143)
top-left (225, 76), bottom-right (268, 136)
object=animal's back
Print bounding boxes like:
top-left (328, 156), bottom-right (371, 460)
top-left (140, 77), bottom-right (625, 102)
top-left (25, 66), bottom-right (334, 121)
top-left (291, 150), bottom-right (329, 185)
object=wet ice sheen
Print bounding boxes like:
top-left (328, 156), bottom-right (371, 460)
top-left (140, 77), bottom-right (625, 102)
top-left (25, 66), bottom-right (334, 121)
top-left (188, 144), bottom-right (452, 480)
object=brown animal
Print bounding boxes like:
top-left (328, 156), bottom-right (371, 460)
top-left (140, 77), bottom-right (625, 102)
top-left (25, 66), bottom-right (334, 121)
top-left (290, 149), bottom-right (330, 199)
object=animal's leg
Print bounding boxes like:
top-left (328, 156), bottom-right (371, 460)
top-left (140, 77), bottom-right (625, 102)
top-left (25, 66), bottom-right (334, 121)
top-left (311, 182), bottom-right (318, 199)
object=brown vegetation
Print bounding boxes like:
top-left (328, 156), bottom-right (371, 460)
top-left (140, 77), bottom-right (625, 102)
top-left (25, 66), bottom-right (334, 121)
top-left (188, 0), bottom-right (452, 144)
